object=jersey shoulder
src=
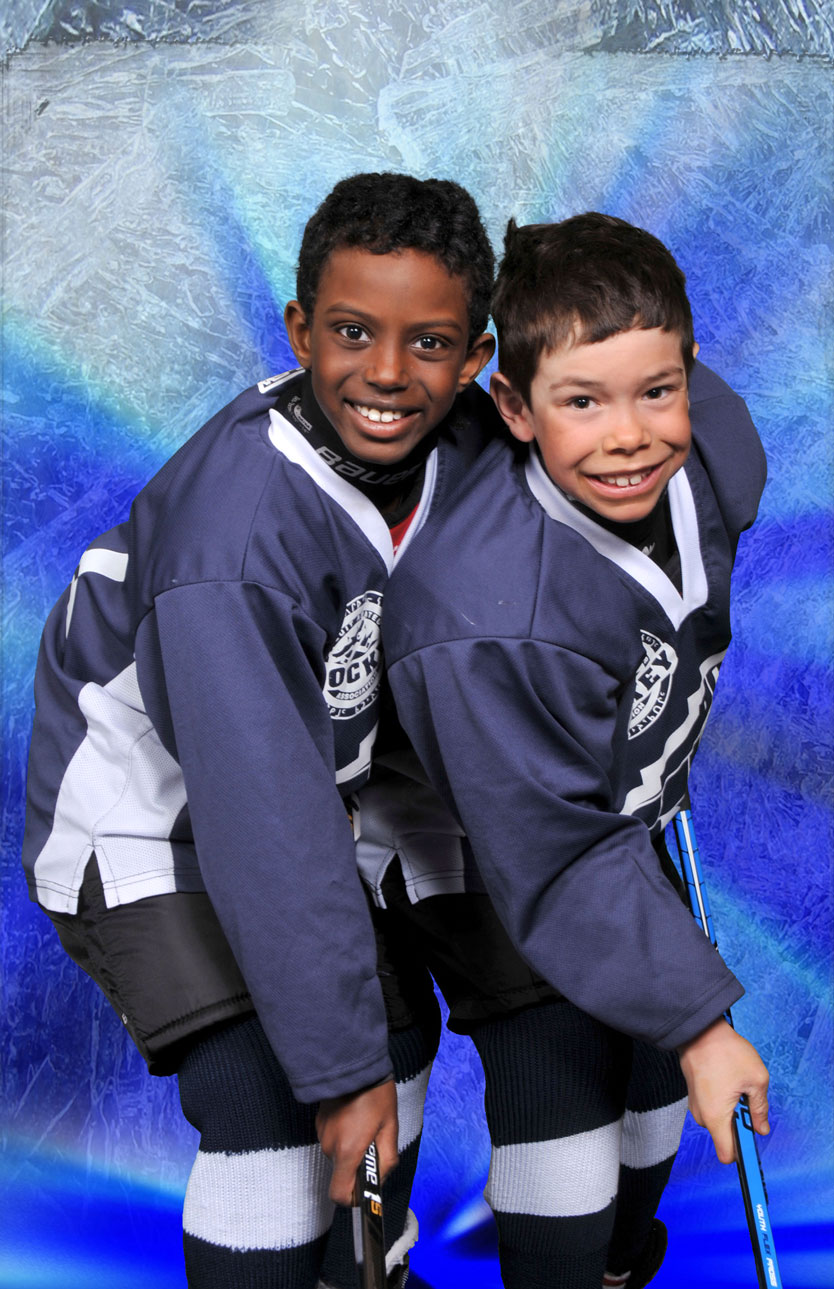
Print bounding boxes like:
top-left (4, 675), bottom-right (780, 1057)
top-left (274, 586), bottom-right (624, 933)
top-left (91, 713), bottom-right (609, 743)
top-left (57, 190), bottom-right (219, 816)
top-left (386, 435), bottom-right (545, 657)
top-left (687, 360), bottom-right (766, 535)
top-left (132, 373), bottom-right (310, 586)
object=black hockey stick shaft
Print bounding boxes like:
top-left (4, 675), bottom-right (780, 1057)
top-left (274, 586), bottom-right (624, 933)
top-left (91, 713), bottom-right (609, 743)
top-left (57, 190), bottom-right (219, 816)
top-left (352, 1139), bottom-right (387, 1289)
top-left (672, 805), bottom-right (782, 1289)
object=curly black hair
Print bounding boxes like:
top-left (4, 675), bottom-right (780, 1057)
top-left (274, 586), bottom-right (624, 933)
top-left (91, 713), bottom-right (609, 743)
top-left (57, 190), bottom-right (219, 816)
top-left (492, 213), bottom-right (695, 404)
top-left (296, 173), bottom-right (494, 342)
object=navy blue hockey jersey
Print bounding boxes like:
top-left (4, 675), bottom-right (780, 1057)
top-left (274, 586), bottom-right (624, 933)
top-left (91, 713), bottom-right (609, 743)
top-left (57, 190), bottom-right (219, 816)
top-left (382, 362), bottom-right (767, 1051)
top-left (23, 371), bottom-right (491, 1100)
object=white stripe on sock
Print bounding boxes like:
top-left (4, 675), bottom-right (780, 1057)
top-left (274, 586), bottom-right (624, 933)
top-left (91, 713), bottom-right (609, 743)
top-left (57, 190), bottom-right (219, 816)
top-left (620, 1097), bottom-right (688, 1170)
top-left (485, 1120), bottom-right (621, 1218)
top-left (183, 1144), bottom-right (334, 1250)
top-left (396, 1062), bottom-right (431, 1153)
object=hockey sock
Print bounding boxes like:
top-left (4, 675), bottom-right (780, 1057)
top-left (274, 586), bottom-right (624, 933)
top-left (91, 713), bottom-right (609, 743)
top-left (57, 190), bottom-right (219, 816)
top-left (319, 1010), bottom-right (440, 1288)
top-left (178, 1011), bottom-right (438, 1289)
top-left (471, 1001), bottom-right (632, 1289)
top-left (605, 1042), bottom-right (686, 1275)
top-left (604, 1219), bottom-right (668, 1289)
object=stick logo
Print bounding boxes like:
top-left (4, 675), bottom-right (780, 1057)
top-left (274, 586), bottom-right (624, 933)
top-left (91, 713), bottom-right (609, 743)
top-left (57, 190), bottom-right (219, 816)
top-left (362, 1144), bottom-right (382, 1215)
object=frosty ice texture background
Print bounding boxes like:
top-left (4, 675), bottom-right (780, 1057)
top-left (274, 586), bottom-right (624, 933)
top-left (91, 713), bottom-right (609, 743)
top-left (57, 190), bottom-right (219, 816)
top-left (2, 2), bottom-right (832, 1286)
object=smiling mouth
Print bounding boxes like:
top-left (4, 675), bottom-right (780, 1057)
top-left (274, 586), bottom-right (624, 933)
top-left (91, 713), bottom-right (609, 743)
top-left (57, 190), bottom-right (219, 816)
top-left (349, 402), bottom-right (414, 425)
top-left (590, 465), bottom-right (660, 490)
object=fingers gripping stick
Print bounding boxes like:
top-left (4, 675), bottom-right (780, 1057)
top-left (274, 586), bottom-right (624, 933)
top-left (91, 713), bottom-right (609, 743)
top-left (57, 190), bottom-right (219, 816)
top-left (672, 806), bottom-right (782, 1289)
top-left (352, 1140), bottom-right (387, 1289)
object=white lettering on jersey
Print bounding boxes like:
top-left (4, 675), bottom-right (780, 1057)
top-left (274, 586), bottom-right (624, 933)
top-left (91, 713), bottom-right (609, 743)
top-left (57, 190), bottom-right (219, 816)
top-left (628, 631), bottom-right (679, 739)
top-left (257, 373), bottom-right (292, 394)
top-left (324, 591), bottom-right (383, 720)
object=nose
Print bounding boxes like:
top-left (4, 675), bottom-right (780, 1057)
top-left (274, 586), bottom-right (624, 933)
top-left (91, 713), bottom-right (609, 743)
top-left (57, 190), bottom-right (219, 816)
top-left (603, 405), bottom-right (650, 453)
top-left (365, 340), bottom-right (409, 390)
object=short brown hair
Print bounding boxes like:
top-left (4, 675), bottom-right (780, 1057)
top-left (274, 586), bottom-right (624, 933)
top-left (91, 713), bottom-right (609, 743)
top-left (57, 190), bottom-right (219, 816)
top-left (491, 213), bottom-right (695, 404)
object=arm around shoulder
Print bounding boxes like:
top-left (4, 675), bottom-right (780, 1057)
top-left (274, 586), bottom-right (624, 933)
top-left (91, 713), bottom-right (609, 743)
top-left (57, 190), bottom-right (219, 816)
top-left (688, 359), bottom-right (767, 530)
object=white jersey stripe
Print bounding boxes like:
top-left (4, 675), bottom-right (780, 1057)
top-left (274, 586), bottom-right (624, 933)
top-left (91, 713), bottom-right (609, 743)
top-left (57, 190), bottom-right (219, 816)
top-left (33, 662), bottom-right (190, 914)
top-left (65, 547), bottom-right (129, 635)
top-left (485, 1119), bottom-right (621, 1217)
top-left (619, 649), bottom-right (726, 824)
top-left (621, 1097), bottom-right (688, 1170)
top-left (334, 724), bottom-right (378, 787)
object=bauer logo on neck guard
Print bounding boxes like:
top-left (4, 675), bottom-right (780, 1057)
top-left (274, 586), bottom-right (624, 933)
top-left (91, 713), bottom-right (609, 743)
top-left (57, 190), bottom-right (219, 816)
top-left (628, 630), bottom-right (678, 739)
top-left (324, 591), bottom-right (383, 720)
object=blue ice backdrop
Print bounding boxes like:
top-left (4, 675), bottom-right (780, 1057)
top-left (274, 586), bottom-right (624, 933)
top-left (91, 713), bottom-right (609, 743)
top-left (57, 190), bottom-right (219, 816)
top-left (2, 3), bottom-right (832, 1287)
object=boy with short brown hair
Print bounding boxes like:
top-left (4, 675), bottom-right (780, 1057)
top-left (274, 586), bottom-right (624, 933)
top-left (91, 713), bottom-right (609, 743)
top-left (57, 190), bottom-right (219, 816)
top-left (379, 211), bottom-right (770, 1288)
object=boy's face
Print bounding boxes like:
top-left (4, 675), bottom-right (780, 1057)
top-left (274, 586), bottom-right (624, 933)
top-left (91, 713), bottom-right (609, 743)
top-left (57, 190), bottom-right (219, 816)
top-left (285, 247), bottom-right (493, 464)
top-left (492, 326), bottom-right (696, 523)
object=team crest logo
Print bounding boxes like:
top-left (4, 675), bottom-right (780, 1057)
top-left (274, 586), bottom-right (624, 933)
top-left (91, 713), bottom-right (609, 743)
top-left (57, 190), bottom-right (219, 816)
top-left (628, 630), bottom-right (678, 739)
top-left (324, 591), bottom-right (383, 720)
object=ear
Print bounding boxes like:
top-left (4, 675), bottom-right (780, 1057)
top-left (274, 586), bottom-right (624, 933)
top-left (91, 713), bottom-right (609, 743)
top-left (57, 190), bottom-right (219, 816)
top-left (490, 371), bottom-right (535, 443)
top-left (457, 331), bottom-right (496, 390)
top-left (284, 300), bottom-right (312, 369)
top-left (691, 340), bottom-right (700, 361)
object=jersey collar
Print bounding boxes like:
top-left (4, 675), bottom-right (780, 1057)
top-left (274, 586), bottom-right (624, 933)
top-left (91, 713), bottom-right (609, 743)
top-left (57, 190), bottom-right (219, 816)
top-left (524, 449), bottom-right (708, 628)
top-left (267, 405), bottom-right (438, 573)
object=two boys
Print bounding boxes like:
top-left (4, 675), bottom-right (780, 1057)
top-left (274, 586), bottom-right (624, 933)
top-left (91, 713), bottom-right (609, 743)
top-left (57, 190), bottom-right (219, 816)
top-left (24, 176), bottom-right (769, 1289)
top-left (22, 173), bottom-right (496, 1288)
top-left (378, 212), bottom-right (770, 1286)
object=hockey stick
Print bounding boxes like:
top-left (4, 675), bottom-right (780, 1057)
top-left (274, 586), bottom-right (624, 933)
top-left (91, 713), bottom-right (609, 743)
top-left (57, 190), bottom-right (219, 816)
top-left (352, 1139), bottom-right (387, 1289)
top-left (671, 804), bottom-right (782, 1289)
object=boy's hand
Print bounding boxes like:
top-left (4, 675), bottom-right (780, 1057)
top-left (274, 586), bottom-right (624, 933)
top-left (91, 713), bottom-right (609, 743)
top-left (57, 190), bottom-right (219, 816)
top-left (678, 1017), bottom-right (770, 1164)
top-left (316, 1078), bottom-right (398, 1206)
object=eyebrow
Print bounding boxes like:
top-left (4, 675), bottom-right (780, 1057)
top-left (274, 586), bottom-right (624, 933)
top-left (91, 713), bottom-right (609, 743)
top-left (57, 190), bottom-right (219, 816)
top-left (548, 366), bottom-right (685, 391)
top-left (322, 303), bottom-right (465, 333)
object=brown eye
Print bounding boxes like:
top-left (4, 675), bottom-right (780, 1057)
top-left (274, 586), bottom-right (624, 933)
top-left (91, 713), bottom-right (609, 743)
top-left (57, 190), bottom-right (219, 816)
top-left (415, 335), bottom-right (443, 350)
top-left (338, 324), bottom-right (368, 342)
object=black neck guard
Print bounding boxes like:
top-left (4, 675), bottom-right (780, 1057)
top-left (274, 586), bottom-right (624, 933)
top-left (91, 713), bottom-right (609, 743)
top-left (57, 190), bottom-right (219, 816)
top-left (275, 372), bottom-right (439, 510)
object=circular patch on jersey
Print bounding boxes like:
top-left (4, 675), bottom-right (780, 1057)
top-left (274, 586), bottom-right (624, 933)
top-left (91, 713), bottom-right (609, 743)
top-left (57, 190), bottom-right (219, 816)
top-left (324, 591), bottom-right (383, 720)
top-left (628, 630), bottom-right (679, 740)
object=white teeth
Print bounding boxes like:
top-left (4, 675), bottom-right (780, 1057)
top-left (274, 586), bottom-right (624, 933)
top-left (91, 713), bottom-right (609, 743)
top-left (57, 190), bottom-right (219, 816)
top-left (354, 404), bottom-right (404, 423)
top-left (608, 471), bottom-right (649, 488)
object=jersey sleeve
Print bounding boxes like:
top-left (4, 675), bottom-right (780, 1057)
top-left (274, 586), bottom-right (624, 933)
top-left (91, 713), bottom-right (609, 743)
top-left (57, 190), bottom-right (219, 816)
top-left (145, 578), bottom-right (392, 1102)
top-left (388, 634), bottom-right (743, 1050)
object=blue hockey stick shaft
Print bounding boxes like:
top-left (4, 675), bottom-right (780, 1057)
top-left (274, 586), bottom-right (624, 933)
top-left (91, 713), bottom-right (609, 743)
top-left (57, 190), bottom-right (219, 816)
top-left (672, 806), bottom-right (782, 1289)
